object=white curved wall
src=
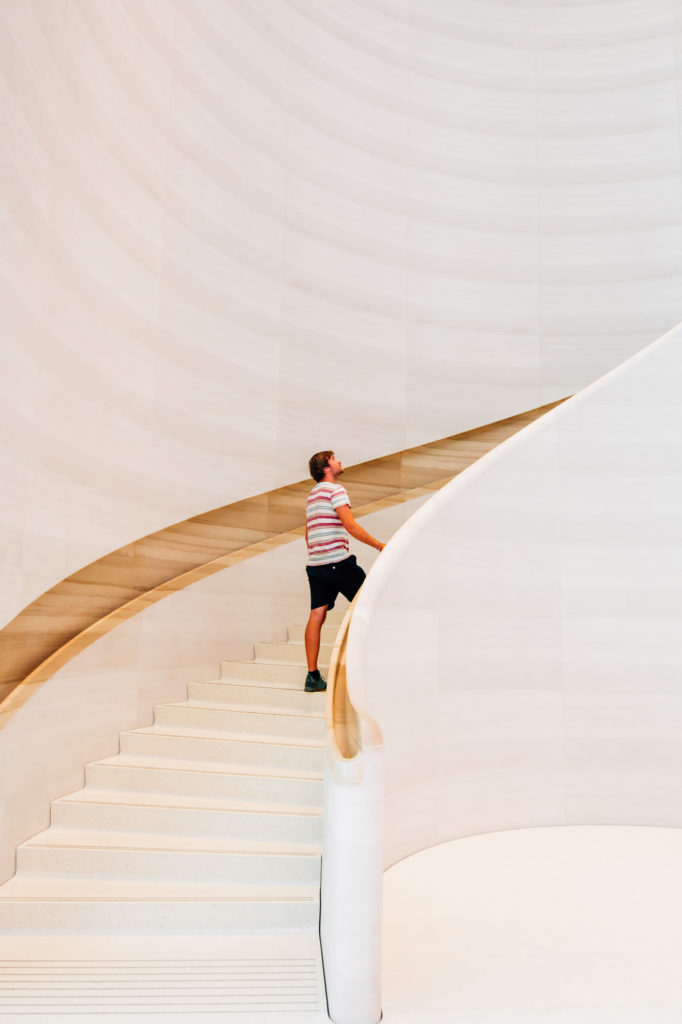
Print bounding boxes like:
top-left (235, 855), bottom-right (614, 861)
top-left (3, 0), bottom-right (682, 627)
top-left (348, 323), bottom-right (682, 867)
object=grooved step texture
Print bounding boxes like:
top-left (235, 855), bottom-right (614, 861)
top-left (0, 958), bottom-right (323, 1016)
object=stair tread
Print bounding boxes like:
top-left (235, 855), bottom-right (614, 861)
top-left (22, 827), bottom-right (321, 855)
top-left (239, 658), bottom-right (311, 668)
top-left (191, 679), bottom-right (324, 697)
top-left (92, 754), bottom-right (323, 780)
top-left (128, 724), bottom-right (325, 748)
top-left (257, 641), bottom-right (334, 650)
top-left (58, 790), bottom-right (322, 816)
top-left (200, 679), bottom-right (325, 696)
top-left (216, 673), bottom-right (321, 691)
top-left (219, 662), bottom-right (310, 674)
top-left (0, 930), bottom-right (321, 959)
top-left (254, 660), bottom-right (313, 667)
top-left (0, 877), bottom-right (318, 900)
top-left (163, 700), bottom-right (325, 720)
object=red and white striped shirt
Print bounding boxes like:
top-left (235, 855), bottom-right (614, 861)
top-left (306, 482), bottom-right (351, 566)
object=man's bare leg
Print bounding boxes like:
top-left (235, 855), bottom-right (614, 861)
top-left (305, 605), bottom-right (328, 672)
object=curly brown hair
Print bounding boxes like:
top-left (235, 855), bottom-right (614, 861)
top-left (309, 450), bottom-right (334, 482)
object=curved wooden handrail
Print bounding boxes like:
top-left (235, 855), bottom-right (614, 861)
top-left (0, 399), bottom-right (565, 728)
top-left (326, 593), bottom-right (385, 767)
top-left (326, 599), bottom-right (362, 761)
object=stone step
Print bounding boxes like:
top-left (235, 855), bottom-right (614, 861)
top-left (85, 757), bottom-right (323, 806)
top-left (0, 876), bottom-right (319, 934)
top-left (16, 829), bottom-right (320, 884)
top-left (51, 795), bottom-right (322, 844)
top-left (187, 680), bottom-right (326, 715)
top-left (288, 623), bottom-right (339, 643)
top-left (220, 661), bottom-right (309, 686)
top-left (153, 702), bottom-right (325, 742)
top-left (66, 786), bottom-right (320, 815)
top-left (253, 642), bottom-right (332, 666)
top-left (119, 725), bottom-right (324, 773)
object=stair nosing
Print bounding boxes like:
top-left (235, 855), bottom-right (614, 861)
top-left (89, 759), bottom-right (323, 781)
top-left (0, 895), bottom-right (319, 903)
top-left (125, 727), bottom-right (324, 749)
top-left (158, 703), bottom-right (325, 721)
top-left (257, 641), bottom-right (334, 649)
top-left (215, 677), bottom-right (322, 691)
top-left (254, 664), bottom-right (314, 670)
top-left (23, 841), bottom-right (320, 857)
top-left (55, 797), bottom-right (322, 818)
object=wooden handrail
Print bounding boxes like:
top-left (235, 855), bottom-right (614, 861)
top-left (326, 599), bottom-right (362, 760)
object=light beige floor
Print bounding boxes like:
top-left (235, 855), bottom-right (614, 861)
top-left (382, 826), bottom-right (682, 1024)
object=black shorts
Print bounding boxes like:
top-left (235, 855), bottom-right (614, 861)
top-left (306, 555), bottom-right (366, 611)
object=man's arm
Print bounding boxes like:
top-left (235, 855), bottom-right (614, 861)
top-left (336, 505), bottom-right (385, 551)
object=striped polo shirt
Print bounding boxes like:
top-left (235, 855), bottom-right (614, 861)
top-left (306, 482), bottom-right (351, 566)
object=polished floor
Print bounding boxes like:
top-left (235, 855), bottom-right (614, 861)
top-left (382, 826), bottom-right (682, 1024)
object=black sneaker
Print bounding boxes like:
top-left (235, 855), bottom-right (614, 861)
top-left (304, 672), bottom-right (327, 692)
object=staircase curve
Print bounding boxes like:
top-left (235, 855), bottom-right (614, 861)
top-left (323, 322), bottom-right (682, 1023)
